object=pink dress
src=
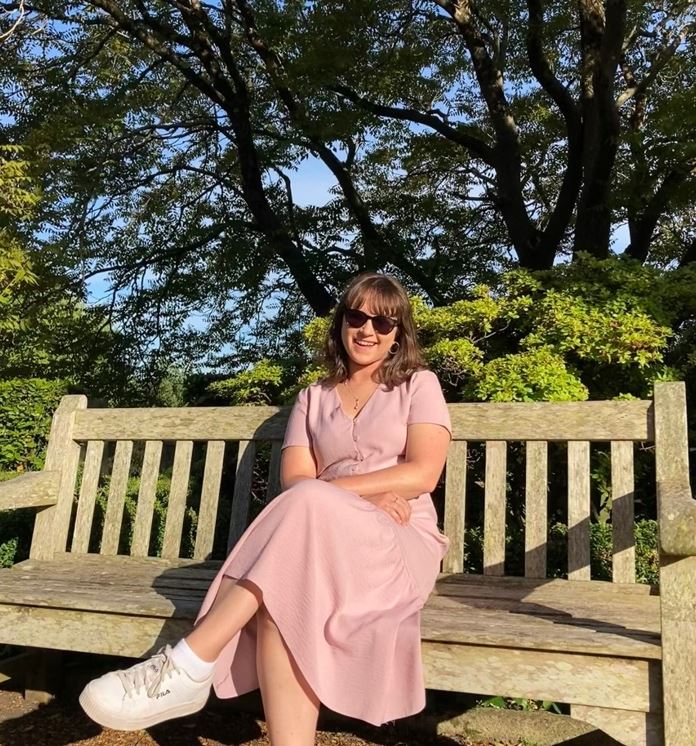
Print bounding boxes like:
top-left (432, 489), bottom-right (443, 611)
top-left (195, 369), bottom-right (451, 726)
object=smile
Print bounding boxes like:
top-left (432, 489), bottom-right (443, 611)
top-left (355, 340), bottom-right (377, 347)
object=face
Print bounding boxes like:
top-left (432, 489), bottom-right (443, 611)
top-left (340, 298), bottom-right (399, 374)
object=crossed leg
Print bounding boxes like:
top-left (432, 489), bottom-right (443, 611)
top-left (185, 577), bottom-right (321, 745)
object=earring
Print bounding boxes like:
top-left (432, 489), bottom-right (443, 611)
top-left (389, 341), bottom-right (400, 355)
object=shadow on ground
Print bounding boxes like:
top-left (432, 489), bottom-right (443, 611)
top-left (0, 651), bottom-right (621, 746)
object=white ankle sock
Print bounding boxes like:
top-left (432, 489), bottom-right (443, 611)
top-left (170, 639), bottom-right (217, 681)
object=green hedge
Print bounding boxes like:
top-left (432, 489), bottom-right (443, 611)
top-left (0, 378), bottom-right (68, 471)
top-left (463, 519), bottom-right (659, 584)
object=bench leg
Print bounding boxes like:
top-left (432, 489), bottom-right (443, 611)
top-left (660, 554), bottom-right (696, 746)
top-left (570, 705), bottom-right (662, 746)
top-left (24, 648), bottom-right (63, 704)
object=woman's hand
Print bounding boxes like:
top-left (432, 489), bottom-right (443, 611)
top-left (366, 491), bottom-right (411, 525)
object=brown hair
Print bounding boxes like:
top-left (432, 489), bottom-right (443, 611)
top-left (322, 273), bottom-right (426, 388)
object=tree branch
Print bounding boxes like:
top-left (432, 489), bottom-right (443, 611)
top-left (331, 84), bottom-right (494, 164)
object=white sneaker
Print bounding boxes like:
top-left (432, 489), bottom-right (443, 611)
top-left (79, 645), bottom-right (214, 731)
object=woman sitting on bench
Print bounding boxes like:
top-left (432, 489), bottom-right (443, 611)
top-left (79, 272), bottom-right (452, 743)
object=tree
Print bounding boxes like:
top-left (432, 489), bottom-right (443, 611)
top-left (0, 145), bottom-right (38, 333)
top-left (0, 1), bottom-right (693, 359)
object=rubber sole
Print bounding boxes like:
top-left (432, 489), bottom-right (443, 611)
top-left (78, 685), bottom-right (209, 731)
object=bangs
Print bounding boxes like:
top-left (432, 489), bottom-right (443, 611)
top-left (343, 279), bottom-right (405, 319)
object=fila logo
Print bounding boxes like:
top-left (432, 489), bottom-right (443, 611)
top-left (155, 689), bottom-right (171, 699)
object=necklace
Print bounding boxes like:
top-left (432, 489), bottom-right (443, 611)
top-left (343, 378), bottom-right (377, 414)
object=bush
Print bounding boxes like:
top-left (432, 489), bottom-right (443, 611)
top-left (0, 378), bottom-right (67, 471)
top-left (462, 519), bottom-right (658, 584)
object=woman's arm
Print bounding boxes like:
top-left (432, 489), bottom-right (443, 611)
top-left (280, 445), bottom-right (318, 491)
top-left (329, 423), bottom-right (451, 499)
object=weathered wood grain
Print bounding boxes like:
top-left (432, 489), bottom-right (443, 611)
top-left (100, 440), bottom-right (133, 555)
top-left (71, 441), bottom-right (105, 553)
top-left (425, 592), bottom-right (660, 636)
top-left (434, 572), bottom-right (658, 596)
top-left (31, 396), bottom-right (87, 559)
top-left (0, 604), bottom-right (192, 658)
top-left (568, 441), bottom-right (591, 581)
top-left (612, 440), bottom-right (636, 583)
top-left (193, 441), bottom-right (226, 560)
top-left (442, 441), bottom-right (466, 574)
top-left (571, 704), bottom-right (662, 746)
top-left (654, 382), bottom-right (690, 486)
top-left (483, 441), bottom-right (506, 576)
top-left (524, 441), bottom-right (548, 578)
top-left (447, 400), bottom-right (652, 441)
top-left (420, 603), bottom-right (659, 659)
top-left (161, 441), bottom-right (193, 559)
top-left (72, 399), bottom-right (653, 443)
top-left (266, 440), bottom-right (283, 503)
top-left (74, 406), bottom-right (290, 441)
top-left (421, 641), bottom-right (661, 713)
top-left (228, 440), bottom-right (256, 552)
top-left (130, 441), bottom-right (163, 557)
top-left (660, 554), bottom-right (696, 745)
top-left (654, 382), bottom-right (696, 559)
top-left (0, 471), bottom-right (60, 511)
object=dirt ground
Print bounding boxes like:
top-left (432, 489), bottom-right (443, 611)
top-left (0, 688), bottom-right (522, 746)
top-left (0, 652), bottom-right (612, 746)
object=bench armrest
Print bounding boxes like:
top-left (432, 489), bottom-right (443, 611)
top-left (658, 480), bottom-right (696, 556)
top-left (0, 471), bottom-right (60, 511)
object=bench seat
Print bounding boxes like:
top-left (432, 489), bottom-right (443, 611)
top-left (0, 554), bottom-right (662, 717)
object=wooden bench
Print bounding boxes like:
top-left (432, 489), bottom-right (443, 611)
top-left (0, 381), bottom-right (694, 745)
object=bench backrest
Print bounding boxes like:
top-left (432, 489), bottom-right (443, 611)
top-left (31, 381), bottom-right (690, 584)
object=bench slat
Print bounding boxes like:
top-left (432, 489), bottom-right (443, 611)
top-left (427, 584), bottom-right (660, 630)
top-left (421, 642), bottom-right (660, 714)
top-left (0, 565), bottom-right (660, 659)
top-left (161, 440), bottom-right (193, 559)
top-left (442, 441), bottom-right (466, 574)
top-left (74, 406), bottom-right (289, 442)
top-left (448, 400), bottom-right (652, 441)
top-left (130, 441), bottom-right (163, 557)
top-left (568, 441), bottom-right (591, 580)
top-left (266, 440), bottom-right (282, 503)
top-left (101, 440), bottom-right (133, 555)
top-left (194, 441), bottom-right (226, 560)
top-left (228, 440), bottom-right (256, 552)
top-left (71, 440), bottom-right (105, 553)
top-left (32, 395), bottom-right (87, 559)
top-left (435, 572), bottom-right (658, 596)
top-left (612, 441), bottom-right (636, 583)
top-left (484, 441), bottom-right (506, 576)
top-left (420, 603), bottom-right (660, 659)
top-left (524, 441), bottom-right (548, 578)
top-left (73, 400), bottom-right (653, 442)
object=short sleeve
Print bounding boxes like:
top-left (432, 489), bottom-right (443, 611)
top-left (407, 370), bottom-right (452, 436)
top-left (281, 386), bottom-right (312, 450)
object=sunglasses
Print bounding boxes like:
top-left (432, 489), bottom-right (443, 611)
top-left (343, 308), bottom-right (399, 335)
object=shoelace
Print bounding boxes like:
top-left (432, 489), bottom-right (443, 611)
top-left (117, 645), bottom-right (180, 699)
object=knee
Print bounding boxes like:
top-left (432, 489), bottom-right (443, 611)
top-left (285, 479), bottom-right (326, 506)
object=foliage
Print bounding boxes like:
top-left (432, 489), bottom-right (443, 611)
top-left (463, 520), bottom-right (659, 585)
top-left (89, 474), bottom-right (198, 558)
top-left (471, 348), bottom-right (589, 403)
top-left (0, 378), bottom-right (67, 471)
top-left (205, 256), bottom-right (684, 417)
top-left (208, 359), bottom-right (286, 405)
top-left (1, 0), bottom-right (693, 355)
top-left (0, 146), bottom-right (39, 333)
